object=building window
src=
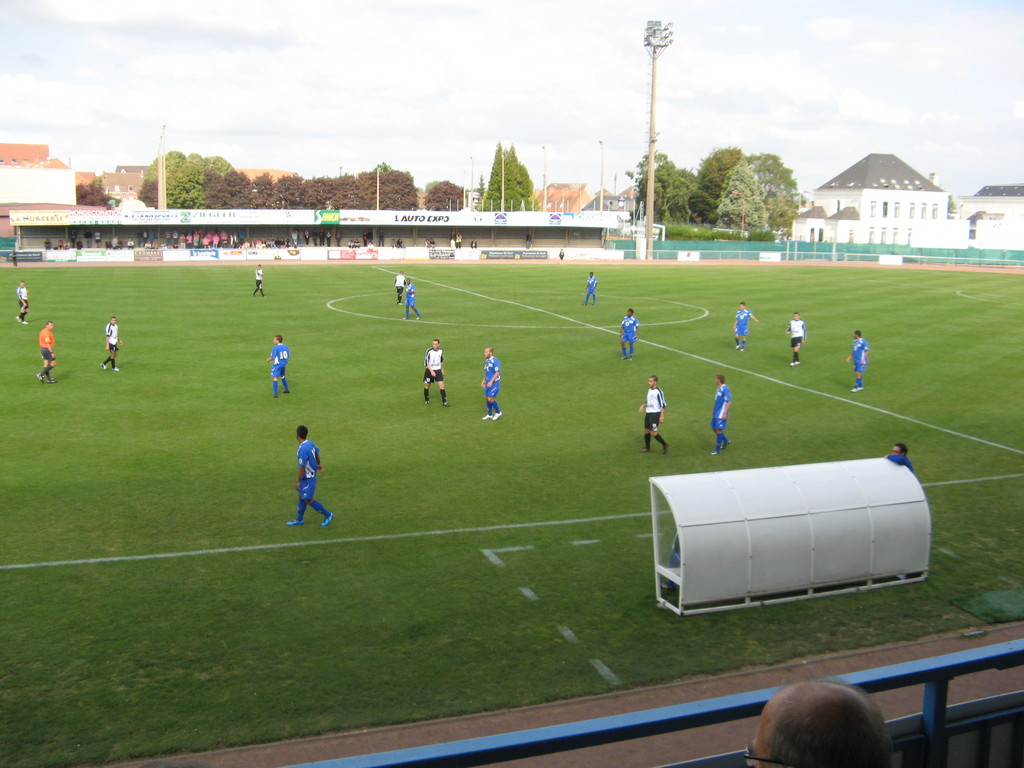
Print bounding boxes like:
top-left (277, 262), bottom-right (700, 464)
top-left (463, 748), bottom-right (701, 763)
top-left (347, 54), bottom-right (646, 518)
top-left (893, 228), bottom-right (898, 244)
top-left (907, 229), bottom-right (913, 245)
top-left (870, 201), bottom-right (877, 217)
top-left (932, 204), bottom-right (939, 219)
top-left (894, 203), bottom-right (900, 218)
top-left (881, 228), bottom-right (887, 244)
top-left (909, 202), bottom-right (915, 219)
top-left (868, 228), bottom-right (875, 243)
top-left (882, 202), bottom-right (889, 218)
top-left (848, 230), bottom-right (854, 243)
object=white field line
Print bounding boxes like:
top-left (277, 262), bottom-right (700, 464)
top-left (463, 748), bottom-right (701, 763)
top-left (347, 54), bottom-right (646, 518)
top-left (922, 473), bottom-right (1024, 487)
top-left (590, 659), bottom-right (622, 686)
top-left (0, 514), bottom-right (645, 571)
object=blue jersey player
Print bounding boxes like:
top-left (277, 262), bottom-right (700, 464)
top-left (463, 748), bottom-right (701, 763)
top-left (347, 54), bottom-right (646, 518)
top-left (710, 374), bottom-right (732, 454)
top-left (404, 281), bottom-right (421, 319)
top-left (620, 308), bottom-right (640, 360)
top-left (846, 330), bottom-right (870, 392)
top-left (267, 334), bottom-right (290, 397)
top-left (584, 272), bottom-right (598, 305)
top-left (287, 425), bottom-right (334, 527)
top-left (733, 302), bottom-right (758, 350)
top-left (481, 346), bottom-right (502, 420)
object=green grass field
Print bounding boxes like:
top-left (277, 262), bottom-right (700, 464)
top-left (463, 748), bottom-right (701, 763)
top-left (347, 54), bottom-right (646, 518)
top-left (2, 261), bottom-right (1022, 768)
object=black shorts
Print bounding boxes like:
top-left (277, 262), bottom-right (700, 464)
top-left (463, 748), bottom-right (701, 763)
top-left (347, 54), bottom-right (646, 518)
top-left (644, 412), bottom-right (661, 432)
top-left (107, 342), bottom-right (119, 353)
top-left (18, 302), bottom-right (28, 312)
top-left (424, 368), bottom-right (443, 384)
top-left (790, 336), bottom-right (803, 348)
top-left (40, 348), bottom-right (54, 361)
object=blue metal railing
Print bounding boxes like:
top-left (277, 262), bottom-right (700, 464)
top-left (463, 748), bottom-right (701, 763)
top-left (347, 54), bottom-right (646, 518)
top-left (278, 639), bottom-right (1023, 768)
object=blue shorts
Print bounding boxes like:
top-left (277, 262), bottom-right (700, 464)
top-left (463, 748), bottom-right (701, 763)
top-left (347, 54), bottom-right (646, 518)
top-left (405, 298), bottom-right (416, 307)
top-left (484, 382), bottom-right (500, 398)
top-left (711, 417), bottom-right (728, 431)
top-left (622, 333), bottom-right (637, 343)
top-left (735, 325), bottom-right (749, 336)
top-left (853, 363), bottom-right (867, 373)
top-left (297, 476), bottom-right (317, 500)
top-left (271, 364), bottom-right (287, 378)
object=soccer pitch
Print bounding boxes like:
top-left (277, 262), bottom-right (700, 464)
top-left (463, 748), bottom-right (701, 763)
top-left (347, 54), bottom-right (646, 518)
top-left (2, 262), bottom-right (1022, 768)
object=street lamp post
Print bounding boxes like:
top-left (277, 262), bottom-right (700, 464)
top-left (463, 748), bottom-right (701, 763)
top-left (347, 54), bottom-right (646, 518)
top-left (643, 20), bottom-right (673, 261)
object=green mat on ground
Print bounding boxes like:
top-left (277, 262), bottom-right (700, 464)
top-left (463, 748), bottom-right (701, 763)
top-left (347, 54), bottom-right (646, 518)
top-left (953, 589), bottom-right (1024, 623)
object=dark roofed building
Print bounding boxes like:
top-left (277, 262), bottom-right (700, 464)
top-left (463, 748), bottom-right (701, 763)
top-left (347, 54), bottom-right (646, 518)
top-left (820, 153), bottom-right (943, 192)
top-left (794, 153), bottom-right (964, 248)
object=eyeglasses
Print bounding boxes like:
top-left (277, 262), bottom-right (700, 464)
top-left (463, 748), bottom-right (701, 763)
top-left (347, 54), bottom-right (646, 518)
top-left (743, 745), bottom-right (794, 768)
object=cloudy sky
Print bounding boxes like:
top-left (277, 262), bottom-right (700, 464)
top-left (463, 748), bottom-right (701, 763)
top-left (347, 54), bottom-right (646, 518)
top-left (2, 0), bottom-right (1021, 200)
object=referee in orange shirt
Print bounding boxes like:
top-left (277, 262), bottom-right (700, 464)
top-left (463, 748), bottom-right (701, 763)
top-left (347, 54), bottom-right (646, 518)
top-left (37, 320), bottom-right (57, 383)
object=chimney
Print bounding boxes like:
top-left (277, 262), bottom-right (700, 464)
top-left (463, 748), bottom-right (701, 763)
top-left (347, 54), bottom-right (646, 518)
top-left (929, 172), bottom-right (940, 188)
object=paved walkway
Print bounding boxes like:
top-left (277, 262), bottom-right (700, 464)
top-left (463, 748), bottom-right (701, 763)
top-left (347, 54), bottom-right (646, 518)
top-left (122, 623), bottom-right (1024, 768)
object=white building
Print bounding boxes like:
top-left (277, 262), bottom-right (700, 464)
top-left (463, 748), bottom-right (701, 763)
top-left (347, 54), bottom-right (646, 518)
top-left (794, 154), bottom-right (968, 248)
top-left (958, 185), bottom-right (1024, 250)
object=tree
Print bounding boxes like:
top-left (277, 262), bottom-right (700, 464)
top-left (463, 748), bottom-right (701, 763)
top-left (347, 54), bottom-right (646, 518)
top-left (336, 174), bottom-right (372, 209)
top-left (203, 168), bottom-right (230, 209)
top-left (76, 179), bottom-right (112, 207)
top-left (299, 176), bottom-right (342, 209)
top-left (747, 152), bottom-right (799, 233)
top-left (166, 163), bottom-right (205, 209)
top-left (481, 142), bottom-right (535, 211)
top-left (139, 178), bottom-right (158, 207)
top-left (379, 169), bottom-right (418, 210)
top-left (717, 161), bottom-right (768, 231)
top-left (221, 169), bottom-right (255, 208)
top-left (274, 175), bottom-right (304, 209)
top-left (628, 152), bottom-right (696, 224)
top-left (690, 147), bottom-right (743, 225)
top-left (424, 181), bottom-right (465, 211)
top-left (250, 173), bottom-right (277, 208)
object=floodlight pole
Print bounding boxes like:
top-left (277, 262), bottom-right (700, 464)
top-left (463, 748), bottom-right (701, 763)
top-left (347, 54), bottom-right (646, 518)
top-left (643, 21), bottom-right (673, 261)
top-left (599, 140), bottom-right (605, 212)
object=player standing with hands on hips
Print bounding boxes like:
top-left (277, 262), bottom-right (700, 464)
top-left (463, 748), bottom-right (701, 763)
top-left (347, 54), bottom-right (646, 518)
top-left (287, 425), bottom-right (334, 527)
top-left (620, 308), bottom-right (639, 360)
top-left (709, 374), bottom-right (731, 454)
top-left (583, 272), bottom-right (598, 305)
top-left (101, 316), bottom-right (121, 370)
top-left (846, 330), bottom-right (870, 392)
top-left (481, 347), bottom-right (502, 420)
top-left (639, 375), bottom-right (668, 454)
top-left (16, 280), bottom-right (29, 324)
top-left (267, 334), bottom-right (291, 397)
top-left (423, 338), bottom-right (449, 406)
top-left (253, 264), bottom-right (265, 296)
top-left (786, 311), bottom-right (806, 366)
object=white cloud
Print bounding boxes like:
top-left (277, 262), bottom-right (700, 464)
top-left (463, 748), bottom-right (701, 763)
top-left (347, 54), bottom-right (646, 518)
top-left (837, 88), bottom-right (913, 126)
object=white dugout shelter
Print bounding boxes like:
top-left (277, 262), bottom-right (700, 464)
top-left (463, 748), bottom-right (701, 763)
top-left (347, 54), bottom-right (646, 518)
top-left (651, 458), bottom-right (930, 616)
